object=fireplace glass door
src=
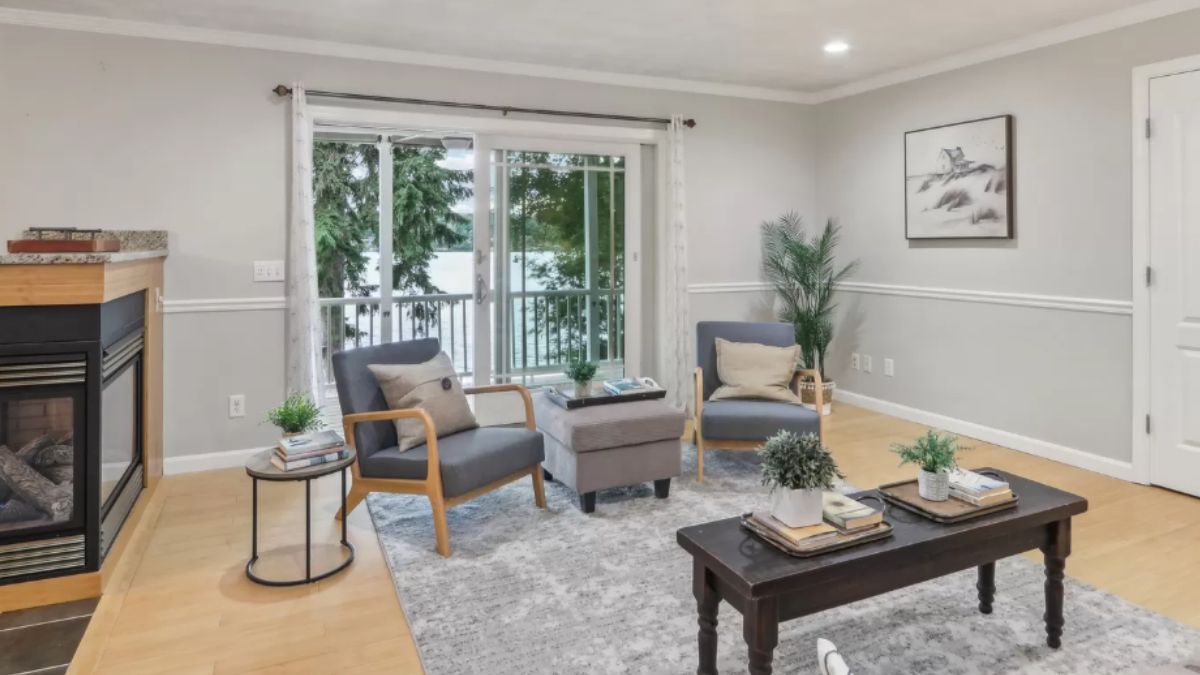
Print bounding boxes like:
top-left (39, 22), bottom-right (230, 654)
top-left (0, 358), bottom-right (86, 537)
top-left (100, 354), bottom-right (140, 511)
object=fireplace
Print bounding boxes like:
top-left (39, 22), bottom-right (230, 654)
top-left (0, 291), bottom-right (145, 583)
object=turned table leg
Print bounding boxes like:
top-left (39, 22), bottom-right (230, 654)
top-left (743, 597), bottom-right (778, 675)
top-left (1041, 519), bottom-right (1071, 649)
top-left (693, 559), bottom-right (720, 675)
top-left (977, 561), bottom-right (996, 614)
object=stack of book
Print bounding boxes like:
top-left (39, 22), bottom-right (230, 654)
top-left (948, 469), bottom-right (1013, 506)
top-left (602, 377), bottom-right (661, 395)
top-left (273, 429), bottom-right (350, 471)
top-left (745, 492), bottom-right (886, 552)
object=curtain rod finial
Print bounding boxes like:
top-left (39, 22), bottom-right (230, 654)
top-left (683, 118), bottom-right (697, 129)
top-left (273, 84), bottom-right (292, 97)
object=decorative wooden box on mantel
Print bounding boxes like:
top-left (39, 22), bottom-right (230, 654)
top-left (0, 229), bottom-right (167, 611)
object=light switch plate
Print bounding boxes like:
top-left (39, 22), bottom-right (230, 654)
top-left (884, 358), bottom-right (895, 377)
top-left (850, 353), bottom-right (860, 370)
top-left (862, 355), bottom-right (873, 374)
top-left (253, 260), bottom-right (285, 282)
top-left (228, 394), bottom-right (246, 418)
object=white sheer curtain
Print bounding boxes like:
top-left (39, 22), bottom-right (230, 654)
top-left (284, 83), bottom-right (323, 404)
top-left (657, 115), bottom-right (692, 410)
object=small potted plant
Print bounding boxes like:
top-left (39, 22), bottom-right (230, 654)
top-left (759, 431), bottom-right (844, 527)
top-left (892, 430), bottom-right (964, 501)
top-left (265, 392), bottom-right (322, 439)
top-left (565, 360), bottom-right (598, 398)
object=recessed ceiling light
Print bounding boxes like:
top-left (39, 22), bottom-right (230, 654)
top-left (824, 40), bottom-right (850, 55)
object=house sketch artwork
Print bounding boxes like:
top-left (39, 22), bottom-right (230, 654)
top-left (905, 115), bottom-right (1012, 239)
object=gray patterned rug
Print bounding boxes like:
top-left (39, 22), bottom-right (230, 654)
top-left (367, 446), bottom-right (1200, 674)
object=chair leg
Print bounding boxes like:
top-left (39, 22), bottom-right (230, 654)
top-left (430, 493), bottom-right (451, 557)
top-left (336, 484), bottom-right (368, 521)
top-left (531, 466), bottom-right (547, 509)
top-left (696, 432), bottom-right (706, 483)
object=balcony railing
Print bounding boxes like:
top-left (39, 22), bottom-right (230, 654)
top-left (319, 289), bottom-right (624, 389)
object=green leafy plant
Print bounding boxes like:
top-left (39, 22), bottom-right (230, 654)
top-left (891, 430), bottom-right (965, 473)
top-left (265, 393), bottom-right (323, 435)
top-left (564, 360), bottom-right (598, 385)
top-left (761, 213), bottom-right (858, 379)
top-left (759, 431), bottom-right (844, 491)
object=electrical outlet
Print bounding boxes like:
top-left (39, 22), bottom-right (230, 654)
top-left (884, 358), bottom-right (895, 377)
top-left (253, 260), bottom-right (285, 282)
top-left (862, 355), bottom-right (873, 374)
top-left (850, 353), bottom-right (860, 370)
top-left (228, 394), bottom-right (246, 418)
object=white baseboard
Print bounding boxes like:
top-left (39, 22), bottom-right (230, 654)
top-left (163, 446), bottom-right (270, 475)
top-left (835, 389), bottom-right (1140, 483)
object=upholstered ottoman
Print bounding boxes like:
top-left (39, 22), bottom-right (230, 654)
top-left (533, 392), bottom-right (686, 513)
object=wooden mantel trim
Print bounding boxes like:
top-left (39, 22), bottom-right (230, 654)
top-left (0, 259), bottom-right (163, 307)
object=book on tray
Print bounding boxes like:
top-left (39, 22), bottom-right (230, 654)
top-left (948, 469), bottom-right (1013, 506)
top-left (277, 429), bottom-right (342, 456)
top-left (749, 512), bottom-right (841, 547)
top-left (271, 448), bottom-right (350, 471)
top-left (602, 377), bottom-right (662, 396)
top-left (822, 492), bottom-right (883, 532)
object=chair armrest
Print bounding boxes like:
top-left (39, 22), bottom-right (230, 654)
top-left (694, 367), bottom-right (705, 425)
top-left (464, 383), bottom-right (536, 431)
top-left (342, 409), bottom-right (441, 489)
top-left (792, 368), bottom-right (825, 440)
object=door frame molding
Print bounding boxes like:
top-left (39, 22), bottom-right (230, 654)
top-left (1131, 54), bottom-right (1200, 485)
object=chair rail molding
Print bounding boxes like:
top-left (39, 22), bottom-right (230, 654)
top-left (686, 280), bottom-right (1132, 316)
top-left (163, 297), bottom-right (286, 314)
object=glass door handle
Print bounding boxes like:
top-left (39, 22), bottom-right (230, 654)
top-left (475, 274), bottom-right (488, 305)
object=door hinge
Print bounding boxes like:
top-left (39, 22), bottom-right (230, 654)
top-left (1146, 414), bottom-right (1152, 434)
top-left (1146, 265), bottom-right (1153, 287)
top-left (1145, 117), bottom-right (1152, 139)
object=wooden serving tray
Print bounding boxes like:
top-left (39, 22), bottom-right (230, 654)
top-left (8, 239), bottom-right (121, 253)
top-left (740, 514), bottom-right (893, 558)
top-left (877, 478), bottom-right (1018, 523)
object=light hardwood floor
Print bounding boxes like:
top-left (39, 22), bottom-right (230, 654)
top-left (69, 403), bottom-right (1200, 673)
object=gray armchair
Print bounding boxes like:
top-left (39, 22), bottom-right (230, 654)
top-left (331, 339), bottom-right (546, 557)
top-left (693, 321), bottom-right (824, 481)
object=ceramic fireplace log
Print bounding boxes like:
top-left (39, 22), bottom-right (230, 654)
top-left (37, 465), bottom-right (73, 486)
top-left (24, 445), bottom-right (73, 468)
top-left (14, 434), bottom-right (55, 463)
top-left (0, 446), bottom-right (73, 521)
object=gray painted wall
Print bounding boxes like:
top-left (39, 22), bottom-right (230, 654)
top-left (814, 10), bottom-right (1200, 463)
top-left (0, 25), bottom-right (816, 460)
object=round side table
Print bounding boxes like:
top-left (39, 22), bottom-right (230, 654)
top-left (244, 449), bottom-right (356, 586)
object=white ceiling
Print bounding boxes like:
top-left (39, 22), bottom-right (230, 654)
top-left (0, 0), bottom-right (1186, 97)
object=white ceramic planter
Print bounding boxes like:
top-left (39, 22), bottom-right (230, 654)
top-left (918, 469), bottom-right (951, 501)
top-left (769, 488), bottom-right (824, 527)
top-left (573, 381), bottom-right (591, 398)
top-left (800, 379), bottom-right (835, 416)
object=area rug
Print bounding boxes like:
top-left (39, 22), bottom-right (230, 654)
top-left (367, 446), bottom-right (1200, 674)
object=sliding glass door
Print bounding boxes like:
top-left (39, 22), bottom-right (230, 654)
top-left (313, 127), bottom-right (641, 392)
top-left (476, 137), bottom-right (641, 386)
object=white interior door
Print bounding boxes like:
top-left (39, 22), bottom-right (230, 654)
top-left (1149, 68), bottom-right (1200, 496)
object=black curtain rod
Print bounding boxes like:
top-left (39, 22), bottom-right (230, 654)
top-left (272, 85), bottom-right (696, 128)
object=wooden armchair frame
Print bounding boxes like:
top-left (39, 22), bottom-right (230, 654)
top-left (337, 383), bottom-right (546, 557)
top-left (693, 367), bottom-right (825, 482)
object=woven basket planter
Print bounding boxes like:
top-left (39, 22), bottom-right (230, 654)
top-left (799, 379), bottom-right (835, 416)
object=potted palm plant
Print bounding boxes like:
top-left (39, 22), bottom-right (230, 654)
top-left (565, 360), bottom-right (598, 398)
top-left (761, 213), bottom-right (858, 415)
top-left (759, 431), bottom-right (844, 527)
top-left (265, 392), bottom-right (323, 439)
top-left (892, 430), bottom-right (964, 501)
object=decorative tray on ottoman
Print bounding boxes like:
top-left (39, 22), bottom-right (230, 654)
top-left (543, 384), bottom-right (667, 410)
top-left (740, 513), bottom-right (893, 558)
top-left (877, 478), bottom-right (1018, 524)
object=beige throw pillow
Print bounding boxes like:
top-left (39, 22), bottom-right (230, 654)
top-left (369, 353), bottom-right (478, 452)
top-left (709, 337), bottom-right (801, 404)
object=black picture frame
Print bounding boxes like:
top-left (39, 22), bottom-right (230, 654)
top-left (904, 114), bottom-right (1014, 240)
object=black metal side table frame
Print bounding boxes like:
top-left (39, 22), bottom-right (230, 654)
top-left (244, 449), bottom-right (356, 586)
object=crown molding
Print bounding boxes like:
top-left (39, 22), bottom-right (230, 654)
top-left (808, 0), bottom-right (1200, 103)
top-left (2, 0), bottom-right (1195, 107)
top-left (0, 7), bottom-right (810, 104)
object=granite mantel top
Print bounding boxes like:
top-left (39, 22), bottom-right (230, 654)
top-left (0, 229), bottom-right (168, 265)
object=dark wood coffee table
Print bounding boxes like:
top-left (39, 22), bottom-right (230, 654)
top-left (676, 469), bottom-right (1087, 675)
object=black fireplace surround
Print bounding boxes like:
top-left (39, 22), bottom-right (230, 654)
top-left (0, 291), bottom-right (145, 584)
